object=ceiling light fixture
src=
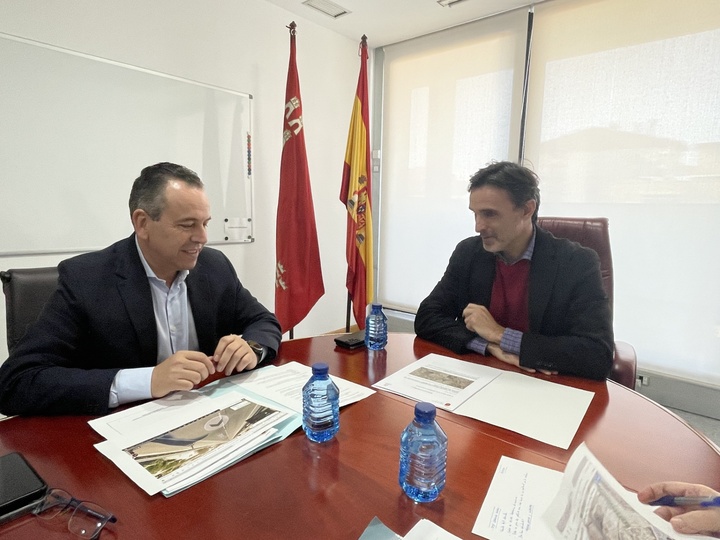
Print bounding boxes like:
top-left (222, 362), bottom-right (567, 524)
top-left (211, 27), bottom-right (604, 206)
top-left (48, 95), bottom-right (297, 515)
top-left (302, 0), bottom-right (351, 19)
top-left (437, 0), bottom-right (469, 6)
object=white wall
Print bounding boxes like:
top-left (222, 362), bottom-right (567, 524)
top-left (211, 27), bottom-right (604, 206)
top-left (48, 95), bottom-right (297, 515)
top-left (0, 0), bottom-right (360, 361)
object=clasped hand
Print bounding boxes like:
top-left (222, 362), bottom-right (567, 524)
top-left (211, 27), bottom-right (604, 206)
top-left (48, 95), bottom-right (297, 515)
top-left (151, 334), bottom-right (259, 398)
top-left (464, 304), bottom-right (556, 376)
top-left (462, 303), bottom-right (505, 344)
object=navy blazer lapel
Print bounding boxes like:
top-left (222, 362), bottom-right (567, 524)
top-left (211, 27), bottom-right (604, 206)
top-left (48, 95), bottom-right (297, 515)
top-left (115, 236), bottom-right (158, 365)
top-left (528, 228), bottom-right (560, 331)
top-left (187, 258), bottom-right (215, 353)
top-left (470, 242), bottom-right (496, 307)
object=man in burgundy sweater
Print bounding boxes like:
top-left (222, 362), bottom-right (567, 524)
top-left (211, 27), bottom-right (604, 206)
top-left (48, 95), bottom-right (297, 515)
top-left (414, 161), bottom-right (613, 380)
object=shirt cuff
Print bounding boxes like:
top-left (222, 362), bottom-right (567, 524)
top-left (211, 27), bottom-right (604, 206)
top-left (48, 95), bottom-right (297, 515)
top-left (500, 328), bottom-right (523, 356)
top-left (109, 367), bottom-right (154, 408)
top-left (467, 336), bottom-right (489, 355)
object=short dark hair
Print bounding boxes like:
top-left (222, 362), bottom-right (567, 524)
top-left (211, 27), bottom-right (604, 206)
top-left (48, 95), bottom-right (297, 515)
top-left (129, 162), bottom-right (204, 220)
top-left (468, 161), bottom-right (540, 223)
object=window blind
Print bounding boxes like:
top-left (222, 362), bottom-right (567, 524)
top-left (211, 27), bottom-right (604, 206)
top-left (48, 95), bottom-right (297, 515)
top-left (524, 0), bottom-right (720, 384)
top-left (378, 10), bottom-right (529, 312)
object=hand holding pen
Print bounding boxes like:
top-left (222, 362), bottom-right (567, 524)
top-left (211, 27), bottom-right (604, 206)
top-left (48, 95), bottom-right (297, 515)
top-left (637, 481), bottom-right (720, 537)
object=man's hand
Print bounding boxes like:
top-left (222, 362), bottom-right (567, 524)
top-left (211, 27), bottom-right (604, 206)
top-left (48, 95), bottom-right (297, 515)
top-left (486, 343), bottom-right (533, 372)
top-left (151, 351), bottom-right (215, 398)
top-left (462, 304), bottom-right (505, 344)
top-left (213, 334), bottom-right (259, 376)
top-left (638, 482), bottom-right (720, 537)
top-left (486, 344), bottom-right (558, 375)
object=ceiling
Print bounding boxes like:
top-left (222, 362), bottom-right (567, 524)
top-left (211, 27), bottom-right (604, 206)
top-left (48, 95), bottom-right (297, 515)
top-left (263, 0), bottom-right (544, 47)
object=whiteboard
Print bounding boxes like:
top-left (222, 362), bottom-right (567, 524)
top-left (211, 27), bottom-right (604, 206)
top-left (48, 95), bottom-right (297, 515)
top-left (0, 33), bottom-right (254, 255)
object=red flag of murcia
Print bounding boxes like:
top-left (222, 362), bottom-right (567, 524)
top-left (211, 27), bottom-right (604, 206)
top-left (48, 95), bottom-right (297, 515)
top-left (275, 22), bottom-right (324, 333)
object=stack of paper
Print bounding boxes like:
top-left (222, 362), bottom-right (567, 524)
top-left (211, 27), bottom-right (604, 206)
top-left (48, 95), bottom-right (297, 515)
top-left (89, 362), bottom-right (374, 497)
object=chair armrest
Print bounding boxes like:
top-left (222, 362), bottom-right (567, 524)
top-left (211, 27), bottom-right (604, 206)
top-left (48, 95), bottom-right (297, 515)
top-left (610, 340), bottom-right (637, 389)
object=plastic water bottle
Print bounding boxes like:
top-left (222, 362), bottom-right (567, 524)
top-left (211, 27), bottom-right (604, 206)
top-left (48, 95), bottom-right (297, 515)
top-left (302, 362), bottom-right (340, 443)
top-left (365, 303), bottom-right (388, 350)
top-left (399, 402), bottom-right (448, 503)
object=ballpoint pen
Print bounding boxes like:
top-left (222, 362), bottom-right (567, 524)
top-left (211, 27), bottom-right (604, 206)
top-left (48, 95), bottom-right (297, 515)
top-left (650, 496), bottom-right (720, 507)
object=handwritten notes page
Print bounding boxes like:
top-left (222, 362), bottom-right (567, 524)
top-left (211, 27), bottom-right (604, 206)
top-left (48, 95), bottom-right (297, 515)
top-left (473, 456), bottom-right (561, 539)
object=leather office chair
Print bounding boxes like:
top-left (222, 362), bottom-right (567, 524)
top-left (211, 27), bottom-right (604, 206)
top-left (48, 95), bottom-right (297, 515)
top-left (537, 217), bottom-right (637, 389)
top-left (0, 267), bottom-right (59, 354)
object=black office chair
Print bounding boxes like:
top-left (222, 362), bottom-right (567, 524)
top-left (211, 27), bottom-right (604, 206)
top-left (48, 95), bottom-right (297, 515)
top-left (537, 217), bottom-right (637, 389)
top-left (0, 267), bottom-right (59, 354)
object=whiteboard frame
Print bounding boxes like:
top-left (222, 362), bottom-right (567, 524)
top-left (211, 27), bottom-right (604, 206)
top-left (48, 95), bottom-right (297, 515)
top-left (0, 32), bottom-right (254, 256)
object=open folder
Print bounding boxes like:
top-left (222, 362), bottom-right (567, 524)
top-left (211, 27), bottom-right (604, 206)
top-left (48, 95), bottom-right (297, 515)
top-left (372, 353), bottom-right (594, 449)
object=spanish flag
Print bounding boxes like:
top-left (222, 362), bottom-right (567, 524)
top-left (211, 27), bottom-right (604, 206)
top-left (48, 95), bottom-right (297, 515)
top-left (340, 36), bottom-right (373, 329)
top-left (275, 22), bottom-right (324, 333)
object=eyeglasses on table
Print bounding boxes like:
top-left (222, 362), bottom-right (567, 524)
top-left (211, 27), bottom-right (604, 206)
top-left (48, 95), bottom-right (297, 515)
top-left (32, 487), bottom-right (117, 539)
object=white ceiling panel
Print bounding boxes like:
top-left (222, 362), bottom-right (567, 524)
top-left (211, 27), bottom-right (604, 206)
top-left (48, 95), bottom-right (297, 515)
top-left (263, 0), bottom-right (543, 47)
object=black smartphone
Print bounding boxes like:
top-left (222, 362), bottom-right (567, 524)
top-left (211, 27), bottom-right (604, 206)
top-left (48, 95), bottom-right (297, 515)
top-left (0, 452), bottom-right (48, 525)
top-left (334, 330), bottom-right (366, 350)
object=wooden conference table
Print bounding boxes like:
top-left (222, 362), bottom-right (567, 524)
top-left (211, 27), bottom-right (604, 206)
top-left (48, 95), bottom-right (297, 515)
top-left (1, 333), bottom-right (719, 540)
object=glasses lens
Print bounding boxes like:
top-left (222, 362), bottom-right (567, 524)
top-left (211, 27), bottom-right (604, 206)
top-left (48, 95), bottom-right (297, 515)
top-left (68, 502), bottom-right (112, 539)
top-left (34, 488), bottom-right (72, 520)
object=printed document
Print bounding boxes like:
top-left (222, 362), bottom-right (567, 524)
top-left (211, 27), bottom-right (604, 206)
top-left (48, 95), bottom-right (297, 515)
top-left (372, 354), bottom-right (594, 448)
top-left (89, 362), bottom-right (374, 497)
top-left (358, 517), bottom-right (462, 540)
top-left (474, 443), bottom-right (715, 540)
top-left (89, 362), bottom-right (373, 442)
top-left (372, 353), bottom-right (501, 409)
top-left (228, 361), bottom-right (374, 413)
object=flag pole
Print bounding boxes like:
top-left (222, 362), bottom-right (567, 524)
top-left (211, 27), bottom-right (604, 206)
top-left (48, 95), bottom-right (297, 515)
top-left (340, 34), bottom-right (373, 335)
top-left (286, 19), bottom-right (296, 345)
top-left (345, 293), bottom-right (352, 332)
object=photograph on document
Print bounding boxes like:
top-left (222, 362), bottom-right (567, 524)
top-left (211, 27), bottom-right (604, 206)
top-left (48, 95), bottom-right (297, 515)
top-left (409, 366), bottom-right (475, 390)
top-left (543, 444), bottom-right (690, 540)
top-left (547, 465), bottom-right (671, 540)
top-left (124, 399), bottom-right (283, 479)
top-left (372, 353), bottom-right (502, 410)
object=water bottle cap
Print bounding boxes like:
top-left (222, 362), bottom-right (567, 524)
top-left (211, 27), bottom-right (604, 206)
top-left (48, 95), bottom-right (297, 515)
top-left (414, 402), bottom-right (436, 422)
top-left (311, 362), bottom-right (329, 375)
top-left (371, 303), bottom-right (383, 309)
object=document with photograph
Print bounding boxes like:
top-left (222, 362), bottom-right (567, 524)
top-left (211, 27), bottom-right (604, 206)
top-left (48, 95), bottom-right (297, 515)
top-left (90, 362), bottom-right (374, 497)
top-left (371, 353), bottom-right (502, 410)
top-left (543, 443), bottom-right (715, 540)
top-left (94, 390), bottom-right (297, 496)
top-left (473, 443), bottom-right (714, 540)
top-left (89, 362), bottom-right (374, 443)
top-left (372, 353), bottom-right (594, 449)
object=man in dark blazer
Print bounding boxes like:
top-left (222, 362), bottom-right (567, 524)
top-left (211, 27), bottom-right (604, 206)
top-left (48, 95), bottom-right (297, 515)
top-left (415, 161), bottom-right (613, 380)
top-left (0, 163), bottom-right (281, 416)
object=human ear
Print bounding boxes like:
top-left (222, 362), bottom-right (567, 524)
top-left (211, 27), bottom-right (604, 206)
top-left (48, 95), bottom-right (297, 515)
top-left (131, 209), bottom-right (150, 238)
top-left (523, 199), bottom-right (537, 219)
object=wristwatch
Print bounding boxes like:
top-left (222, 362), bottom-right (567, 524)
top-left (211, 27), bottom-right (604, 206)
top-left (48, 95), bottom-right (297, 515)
top-left (247, 340), bottom-right (265, 363)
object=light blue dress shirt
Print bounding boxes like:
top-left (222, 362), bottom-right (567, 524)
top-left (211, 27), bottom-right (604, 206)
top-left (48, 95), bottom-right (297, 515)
top-left (108, 238), bottom-right (199, 408)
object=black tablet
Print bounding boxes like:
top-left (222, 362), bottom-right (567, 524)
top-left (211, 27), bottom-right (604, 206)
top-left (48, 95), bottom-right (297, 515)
top-left (0, 452), bottom-right (48, 524)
